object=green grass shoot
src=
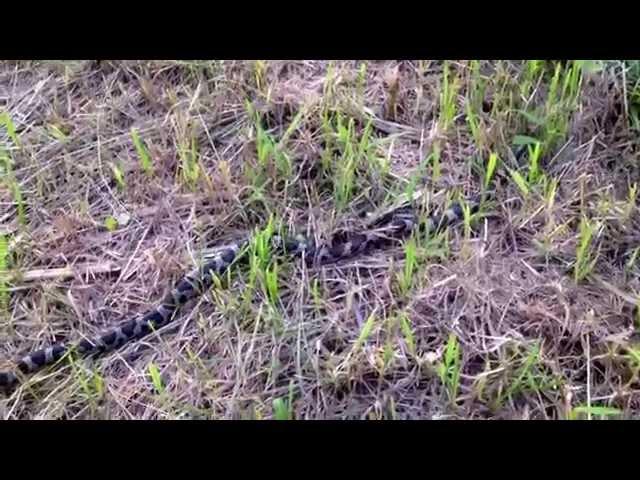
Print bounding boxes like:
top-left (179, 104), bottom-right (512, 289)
top-left (1, 147), bottom-right (26, 226)
top-left (310, 278), bottom-right (323, 314)
top-left (0, 111), bottom-right (21, 147)
top-left (498, 343), bottom-right (540, 405)
top-left (484, 152), bottom-right (499, 190)
top-left (253, 60), bottom-right (267, 94)
top-left (397, 236), bottom-right (418, 296)
top-left (626, 182), bottom-right (637, 219)
top-left (333, 117), bottom-right (357, 210)
top-left (272, 381), bottom-right (294, 420)
top-left (251, 217), bottom-right (275, 269)
top-left (461, 200), bottom-right (472, 241)
top-left (13, 184), bottom-right (26, 227)
top-left (254, 112), bottom-right (292, 182)
top-left (569, 405), bottom-right (622, 420)
top-left (0, 146), bottom-right (10, 175)
top-left (48, 124), bottom-right (69, 142)
top-left (428, 144), bottom-right (441, 181)
top-left (574, 216), bottom-right (599, 283)
top-left (264, 261), bottom-right (279, 308)
top-left (110, 163), bottom-right (126, 190)
top-left (357, 62), bottom-right (367, 107)
top-left (437, 333), bottom-right (462, 403)
top-left (353, 311), bottom-right (377, 355)
top-left (508, 168), bottom-right (530, 197)
top-left (512, 134), bottom-right (540, 147)
top-left (398, 312), bottom-right (416, 357)
top-left (527, 141), bottom-right (542, 184)
top-left (178, 135), bottom-right (200, 187)
top-left (131, 128), bottom-right (153, 176)
top-left (466, 99), bottom-right (483, 151)
top-left (439, 62), bottom-right (459, 132)
top-left (242, 218), bottom-right (276, 315)
top-left (0, 234), bottom-right (8, 311)
top-left (148, 362), bottom-right (164, 394)
top-left (104, 216), bottom-right (118, 232)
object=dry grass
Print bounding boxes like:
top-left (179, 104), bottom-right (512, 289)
top-left (1, 60), bottom-right (639, 419)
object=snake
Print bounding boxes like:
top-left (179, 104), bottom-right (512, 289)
top-left (0, 192), bottom-right (482, 393)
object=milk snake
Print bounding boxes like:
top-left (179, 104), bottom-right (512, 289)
top-left (0, 192), bottom-right (482, 392)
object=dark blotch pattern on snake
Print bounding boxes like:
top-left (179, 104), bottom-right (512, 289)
top-left (0, 195), bottom-right (480, 392)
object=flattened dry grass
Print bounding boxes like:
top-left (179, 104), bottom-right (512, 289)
top-left (0, 60), bottom-right (639, 419)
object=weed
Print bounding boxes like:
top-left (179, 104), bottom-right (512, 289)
top-left (272, 381), bottom-right (295, 420)
top-left (356, 62), bottom-right (367, 108)
top-left (484, 152), bottom-right (499, 191)
top-left (541, 61), bottom-right (584, 152)
top-left (71, 363), bottom-right (106, 415)
top-left (526, 141), bottom-right (542, 185)
top-left (497, 343), bottom-right (539, 406)
top-left (178, 135), bottom-right (200, 187)
top-left (333, 116), bottom-right (357, 210)
top-left (253, 60), bottom-right (268, 95)
top-left (48, 124), bottom-right (69, 143)
top-left (1, 147), bottom-right (26, 227)
top-left (0, 234), bottom-right (8, 311)
top-left (461, 200), bottom-right (472, 243)
top-left (625, 182), bottom-right (637, 220)
top-left (241, 218), bottom-right (278, 319)
top-left (131, 128), bottom-right (154, 176)
top-left (568, 405), bottom-right (622, 420)
top-left (148, 362), bottom-right (165, 394)
top-left (508, 167), bottom-right (530, 197)
top-left (436, 333), bottom-right (462, 404)
top-left (352, 311), bottom-right (377, 356)
top-left (0, 111), bottom-right (21, 148)
top-left (264, 261), bottom-right (280, 308)
top-left (310, 278), bottom-right (323, 314)
top-left (104, 216), bottom-right (118, 232)
top-left (398, 312), bottom-right (416, 357)
top-left (428, 144), bottom-right (441, 182)
top-left (520, 60), bottom-right (544, 103)
top-left (439, 62), bottom-right (459, 132)
top-left (110, 162), bottom-right (126, 190)
top-left (396, 236), bottom-right (418, 296)
top-left (466, 100), bottom-right (483, 152)
top-left (328, 114), bottom-right (376, 211)
top-left (8, 182), bottom-right (26, 227)
top-left (403, 158), bottom-right (427, 201)
top-left (574, 216), bottom-right (600, 283)
top-left (249, 104), bottom-right (293, 189)
top-left (488, 342), bottom-right (562, 412)
top-left (381, 337), bottom-right (395, 373)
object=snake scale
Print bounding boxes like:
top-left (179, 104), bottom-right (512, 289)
top-left (0, 192), bottom-right (481, 392)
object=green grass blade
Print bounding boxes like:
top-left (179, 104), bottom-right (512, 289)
top-left (484, 152), bottom-right (499, 190)
top-left (0, 111), bottom-right (21, 147)
top-left (131, 128), bottom-right (153, 176)
top-left (148, 362), bottom-right (164, 393)
top-left (508, 168), bottom-right (530, 196)
top-left (354, 311), bottom-right (377, 353)
top-left (0, 234), bottom-right (8, 310)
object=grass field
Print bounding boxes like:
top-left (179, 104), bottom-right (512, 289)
top-left (1, 60), bottom-right (639, 419)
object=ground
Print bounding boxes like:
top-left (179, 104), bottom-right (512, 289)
top-left (0, 60), bottom-right (639, 419)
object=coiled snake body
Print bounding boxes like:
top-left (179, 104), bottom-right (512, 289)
top-left (0, 193), bottom-right (480, 392)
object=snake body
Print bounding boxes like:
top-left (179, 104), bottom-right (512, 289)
top-left (0, 194), bottom-right (480, 392)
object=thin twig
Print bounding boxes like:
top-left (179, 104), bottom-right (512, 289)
top-left (5, 262), bottom-right (120, 283)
